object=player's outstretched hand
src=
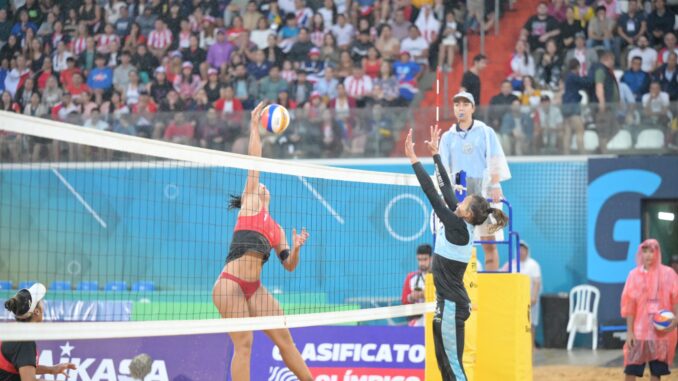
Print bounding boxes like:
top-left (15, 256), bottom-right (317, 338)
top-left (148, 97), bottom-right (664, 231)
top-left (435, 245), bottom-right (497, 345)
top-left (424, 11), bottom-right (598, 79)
top-left (424, 125), bottom-right (441, 155)
top-left (292, 228), bottom-right (309, 250)
top-left (250, 101), bottom-right (266, 130)
top-left (405, 129), bottom-right (418, 164)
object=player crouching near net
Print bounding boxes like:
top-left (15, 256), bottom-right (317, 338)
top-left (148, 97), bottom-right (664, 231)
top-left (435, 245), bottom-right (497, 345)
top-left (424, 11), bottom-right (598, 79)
top-left (405, 126), bottom-right (508, 380)
top-left (2, 283), bottom-right (77, 380)
top-left (212, 102), bottom-right (312, 381)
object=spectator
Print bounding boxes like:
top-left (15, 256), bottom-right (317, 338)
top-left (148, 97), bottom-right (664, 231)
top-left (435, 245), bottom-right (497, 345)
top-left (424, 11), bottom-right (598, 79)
top-left (123, 70), bottom-right (142, 106)
top-left (242, 2), bottom-right (262, 31)
top-left (375, 24), bottom-right (400, 61)
top-left (87, 54), bottom-right (114, 92)
top-left (135, 7), bottom-right (157, 37)
top-left (203, 68), bottom-right (222, 103)
top-left (331, 14), bottom-right (355, 50)
top-left (77, 37), bottom-right (97, 74)
top-left (250, 18), bottom-right (275, 50)
top-left (112, 52), bottom-right (135, 92)
top-left (362, 47), bottom-right (381, 79)
top-left (277, 14), bottom-right (300, 53)
top-left (35, 57), bottom-right (54, 90)
top-left (83, 107), bottom-right (109, 130)
top-left (14, 77), bottom-right (36, 108)
top-left (373, 61), bottom-right (401, 106)
top-left (131, 90), bottom-right (158, 138)
top-left (653, 52), bottom-right (678, 101)
top-left (564, 32), bottom-right (598, 77)
top-left (647, 0), bottom-right (676, 47)
top-left (114, 4), bottom-right (132, 37)
top-left (401, 26), bottom-right (429, 67)
top-left (163, 112), bottom-right (195, 144)
top-left (303, 47), bottom-right (326, 78)
top-left (343, 65), bottom-right (373, 107)
top-left (51, 92), bottom-right (80, 121)
top-left (131, 44), bottom-right (158, 77)
top-left (520, 75), bottom-right (543, 107)
top-left (36, 12), bottom-right (55, 39)
top-left (621, 239), bottom-right (678, 381)
top-left (246, 49), bottom-right (272, 81)
top-left (522, 2), bottom-right (561, 52)
top-left (257, 65), bottom-right (289, 102)
top-left (488, 80), bottom-right (519, 130)
top-left (589, 50), bottom-right (619, 153)
top-left (148, 19), bottom-right (173, 60)
top-left (562, 59), bottom-right (591, 154)
top-left (159, 89), bottom-right (184, 112)
top-left (501, 241), bottom-right (542, 347)
top-left (587, 6), bottom-right (614, 51)
top-left (229, 63), bottom-right (257, 109)
top-left (213, 84), bottom-right (244, 121)
top-left (288, 27), bottom-right (314, 63)
top-left (461, 54), bottom-right (487, 106)
top-left (100, 90), bottom-right (129, 122)
top-left (560, 7), bottom-right (584, 51)
top-left (263, 34), bottom-right (284, 68)
top-left (599, 0), bottom-right (621, 21)
top-left (414, 5), bottom-right (440, 44)
top-left (79, 0), bottom-right (102, 34)
top-left (621, 56), bottom-right (651, 102)
top-left (41, 76), bottom-right (63, 109)
top-left (96, 23), bottom-right (120, 55)
top-left (281, 59), bottom-right (297, 83)
top-left (500, 98), bottom-right (534, 155)
top-left (226, 16), bottom-right (247, 44)
top-left (123, 23), bottom-right (146, 53)
top-left (173, 62), bottom-right (202, 101)
top-left (350, 30), bottom-right (374, 63)
top-left (52, 41), bottom-right (73, 73)
top-left (294, 0), bottom-right (313, 29)
top-left (5, 55), bottom-right (31, 97)
top-left (393, 51), bottom-right (421, 103)
top-left (389, 8), bottom-right (412, 42)
top-left (534, 95), bottom-right (564, 151)
top-left (615, 0), bottom-right (647, 65)
top-left (536, 39), bottom-right (563, 90)
top-left (438, 11), bottom-right (460, 71)
top-left (641, 81), bottom-right (671, 127)
top-left (289, 70), bottom-right (313, 105)
top-left (149, 66), bottom-right (172, 102)
top-left (628, 36), bottom-right (659, 73)
top-left (23, 92), bottom-right (51, 160)
top-left (401, 243), bottom-right (433, 327)
top-left (329, 82), bottom-right (356, 114)
top-left (315, 66), bottom-right (339, 99)
top-left (196, 108), bottom-right (228, 150)
top-left (548, 0), bottom-right (568, 22)
top-left (207, 29), bottom-right (234, 70)
top-left (658, 33), bottom-right (678, 65)
top-left (509, 40), bottom-right (536, 89)
top-left (11, 10), bottom-right (38, 41)
top-left (0, 9), bottom-right (11, 42)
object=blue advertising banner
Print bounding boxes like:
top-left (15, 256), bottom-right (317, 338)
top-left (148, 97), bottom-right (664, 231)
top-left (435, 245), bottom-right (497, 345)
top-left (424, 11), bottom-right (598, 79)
top-left (251, 326), bottom-right (425, 381)
top-left (587, 156), bottom-right (678, 323)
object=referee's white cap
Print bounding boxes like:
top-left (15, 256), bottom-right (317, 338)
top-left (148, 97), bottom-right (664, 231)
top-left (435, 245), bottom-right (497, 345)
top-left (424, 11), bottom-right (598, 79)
top-left (453, 91), bottom-right (475, 107)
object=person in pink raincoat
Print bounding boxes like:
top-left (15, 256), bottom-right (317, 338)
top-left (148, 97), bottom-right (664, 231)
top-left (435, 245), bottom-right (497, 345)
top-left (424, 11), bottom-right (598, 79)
top-left (621, 239), bottom-right (678, 380)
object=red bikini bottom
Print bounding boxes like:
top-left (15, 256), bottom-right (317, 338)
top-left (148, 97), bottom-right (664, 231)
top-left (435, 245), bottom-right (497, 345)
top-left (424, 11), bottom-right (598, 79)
top-left (219, 272), bottom-right (261, 300)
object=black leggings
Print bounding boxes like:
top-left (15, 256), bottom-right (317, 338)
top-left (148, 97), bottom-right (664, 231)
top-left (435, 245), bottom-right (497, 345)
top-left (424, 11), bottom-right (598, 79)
top-left (432, 297), bottom-right (470, 381)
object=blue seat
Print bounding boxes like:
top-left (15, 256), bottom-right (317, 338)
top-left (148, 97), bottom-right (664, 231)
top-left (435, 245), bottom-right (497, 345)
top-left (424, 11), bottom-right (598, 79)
top-left (105, 281), bottom-right (127, 292)
top-left (18, 281), bottom-right (38, 290)
top-left (76, 281), bottom-right (99, 291)
top-left (50, 281), bottom-right (71, 291)
top-left (0, 281), bottom-right (12, 290)
top-left (131, 281), bottom-right (155, 292)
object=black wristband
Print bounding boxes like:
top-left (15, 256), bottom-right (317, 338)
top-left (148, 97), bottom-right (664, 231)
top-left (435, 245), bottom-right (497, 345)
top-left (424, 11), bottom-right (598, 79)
top-left (279, 249), bottom-right (290, 262)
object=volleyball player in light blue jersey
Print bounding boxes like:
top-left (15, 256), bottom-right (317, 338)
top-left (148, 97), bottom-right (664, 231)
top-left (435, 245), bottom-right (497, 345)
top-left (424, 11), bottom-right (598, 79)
top-left (438, 91), bottom-right (511, 271)
top-left (406, 126), bottom-right (508, 381)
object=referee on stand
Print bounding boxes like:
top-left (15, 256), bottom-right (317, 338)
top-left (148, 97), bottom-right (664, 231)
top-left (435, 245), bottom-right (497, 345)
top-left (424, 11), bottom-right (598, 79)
top-left (1, 283), bottom-right (76, 381)
top-left (438, 91), bottom-right (511, 271)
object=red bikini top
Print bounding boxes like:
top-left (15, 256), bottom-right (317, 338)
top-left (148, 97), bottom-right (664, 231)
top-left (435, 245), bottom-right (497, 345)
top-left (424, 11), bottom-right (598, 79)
top-left (234, 208), bottom-right (281, 248)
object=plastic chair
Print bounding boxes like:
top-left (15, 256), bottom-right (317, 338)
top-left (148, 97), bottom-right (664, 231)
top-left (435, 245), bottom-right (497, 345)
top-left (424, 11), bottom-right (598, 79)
top-left (576, 130), bottom-right (599, 152)
top-left (76, 281), bottom-right (99, 291)
top-left (49, 281), bottom-right (71, 291)
top-left (132, 281), bottom-right (155, 292)
top-left (607, 130), bottom-right (633, 151)
top-left (635, 129), bottom-right (664, 149)
top-left (0, 281), bottom-right (12, 290)
top-left (18, 281), bottom-right (38, 290)
top-left (105, 281), bottom-right (128, 292)
top-left (567, 285), bottom-right (600, 350)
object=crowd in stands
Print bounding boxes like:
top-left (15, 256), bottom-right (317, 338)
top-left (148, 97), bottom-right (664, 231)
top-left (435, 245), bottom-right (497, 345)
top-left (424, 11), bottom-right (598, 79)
top-left (0, 0), bottom-right (499, 160)
top-left (493, 0), bottom-right (677, 155)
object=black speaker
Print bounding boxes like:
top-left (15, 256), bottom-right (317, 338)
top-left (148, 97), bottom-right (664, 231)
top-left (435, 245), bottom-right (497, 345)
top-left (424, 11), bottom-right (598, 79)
top-left (541, 293), bottom-right (570, 348)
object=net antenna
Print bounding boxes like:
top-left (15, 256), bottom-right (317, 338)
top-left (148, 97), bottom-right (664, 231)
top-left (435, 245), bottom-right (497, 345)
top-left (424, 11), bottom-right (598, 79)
top-left (0, 111), bottom-right (434, 341)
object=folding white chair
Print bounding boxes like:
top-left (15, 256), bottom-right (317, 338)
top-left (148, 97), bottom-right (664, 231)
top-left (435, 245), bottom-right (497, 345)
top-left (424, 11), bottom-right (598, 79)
top-left (567, 284), bottom-right (600, 350)
top-left (635, 129), bottom-right (665, 149)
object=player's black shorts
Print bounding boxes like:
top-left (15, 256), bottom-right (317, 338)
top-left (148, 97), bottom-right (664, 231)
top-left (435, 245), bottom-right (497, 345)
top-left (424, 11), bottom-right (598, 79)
top-left (624, 360), bottom-right (670, 377)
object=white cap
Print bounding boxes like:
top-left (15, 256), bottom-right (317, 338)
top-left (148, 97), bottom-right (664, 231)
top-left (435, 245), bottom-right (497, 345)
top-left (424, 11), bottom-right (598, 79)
top-left (453, 91), bottom-right (475, 107)
top-left (16, 283), bottom-right (46, 319)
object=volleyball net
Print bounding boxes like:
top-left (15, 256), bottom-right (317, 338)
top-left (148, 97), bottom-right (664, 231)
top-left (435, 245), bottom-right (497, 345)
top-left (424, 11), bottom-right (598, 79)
top-left (0, 111), bottom-right (438, 340)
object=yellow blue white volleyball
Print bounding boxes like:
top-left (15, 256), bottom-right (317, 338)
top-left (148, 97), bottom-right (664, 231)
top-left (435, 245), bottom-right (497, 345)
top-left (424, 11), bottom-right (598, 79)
top-left (653, 310), bottom-right (674, 331)
top-left (260, 104), bottom-right (290, 134)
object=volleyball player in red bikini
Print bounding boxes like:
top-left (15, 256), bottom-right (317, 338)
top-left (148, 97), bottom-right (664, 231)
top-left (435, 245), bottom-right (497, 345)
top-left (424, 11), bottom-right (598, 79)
top-left (212, 102), bottom-right (312, 381)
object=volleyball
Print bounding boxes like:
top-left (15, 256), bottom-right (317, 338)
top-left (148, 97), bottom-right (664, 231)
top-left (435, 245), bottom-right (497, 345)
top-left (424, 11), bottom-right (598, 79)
top-left (260, 104), bottom-right (290, 134)
top-left (653, 310), bottom-right (675, 331)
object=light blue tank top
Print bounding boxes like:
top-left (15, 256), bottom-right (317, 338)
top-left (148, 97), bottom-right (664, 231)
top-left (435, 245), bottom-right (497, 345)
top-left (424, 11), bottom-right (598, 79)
top-left (433, 220), bottom-right (475, 263)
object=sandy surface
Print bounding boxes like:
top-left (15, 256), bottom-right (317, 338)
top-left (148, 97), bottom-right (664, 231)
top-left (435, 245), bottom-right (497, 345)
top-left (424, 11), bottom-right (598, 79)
top-left (533, 366), bottom-right (678, 381)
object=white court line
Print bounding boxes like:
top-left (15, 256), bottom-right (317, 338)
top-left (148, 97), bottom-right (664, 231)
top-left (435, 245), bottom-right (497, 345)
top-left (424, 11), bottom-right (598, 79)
top-left (297, 176), bottom-right (345, 225)
top-left (51, 168), bottom-right (108, 229)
